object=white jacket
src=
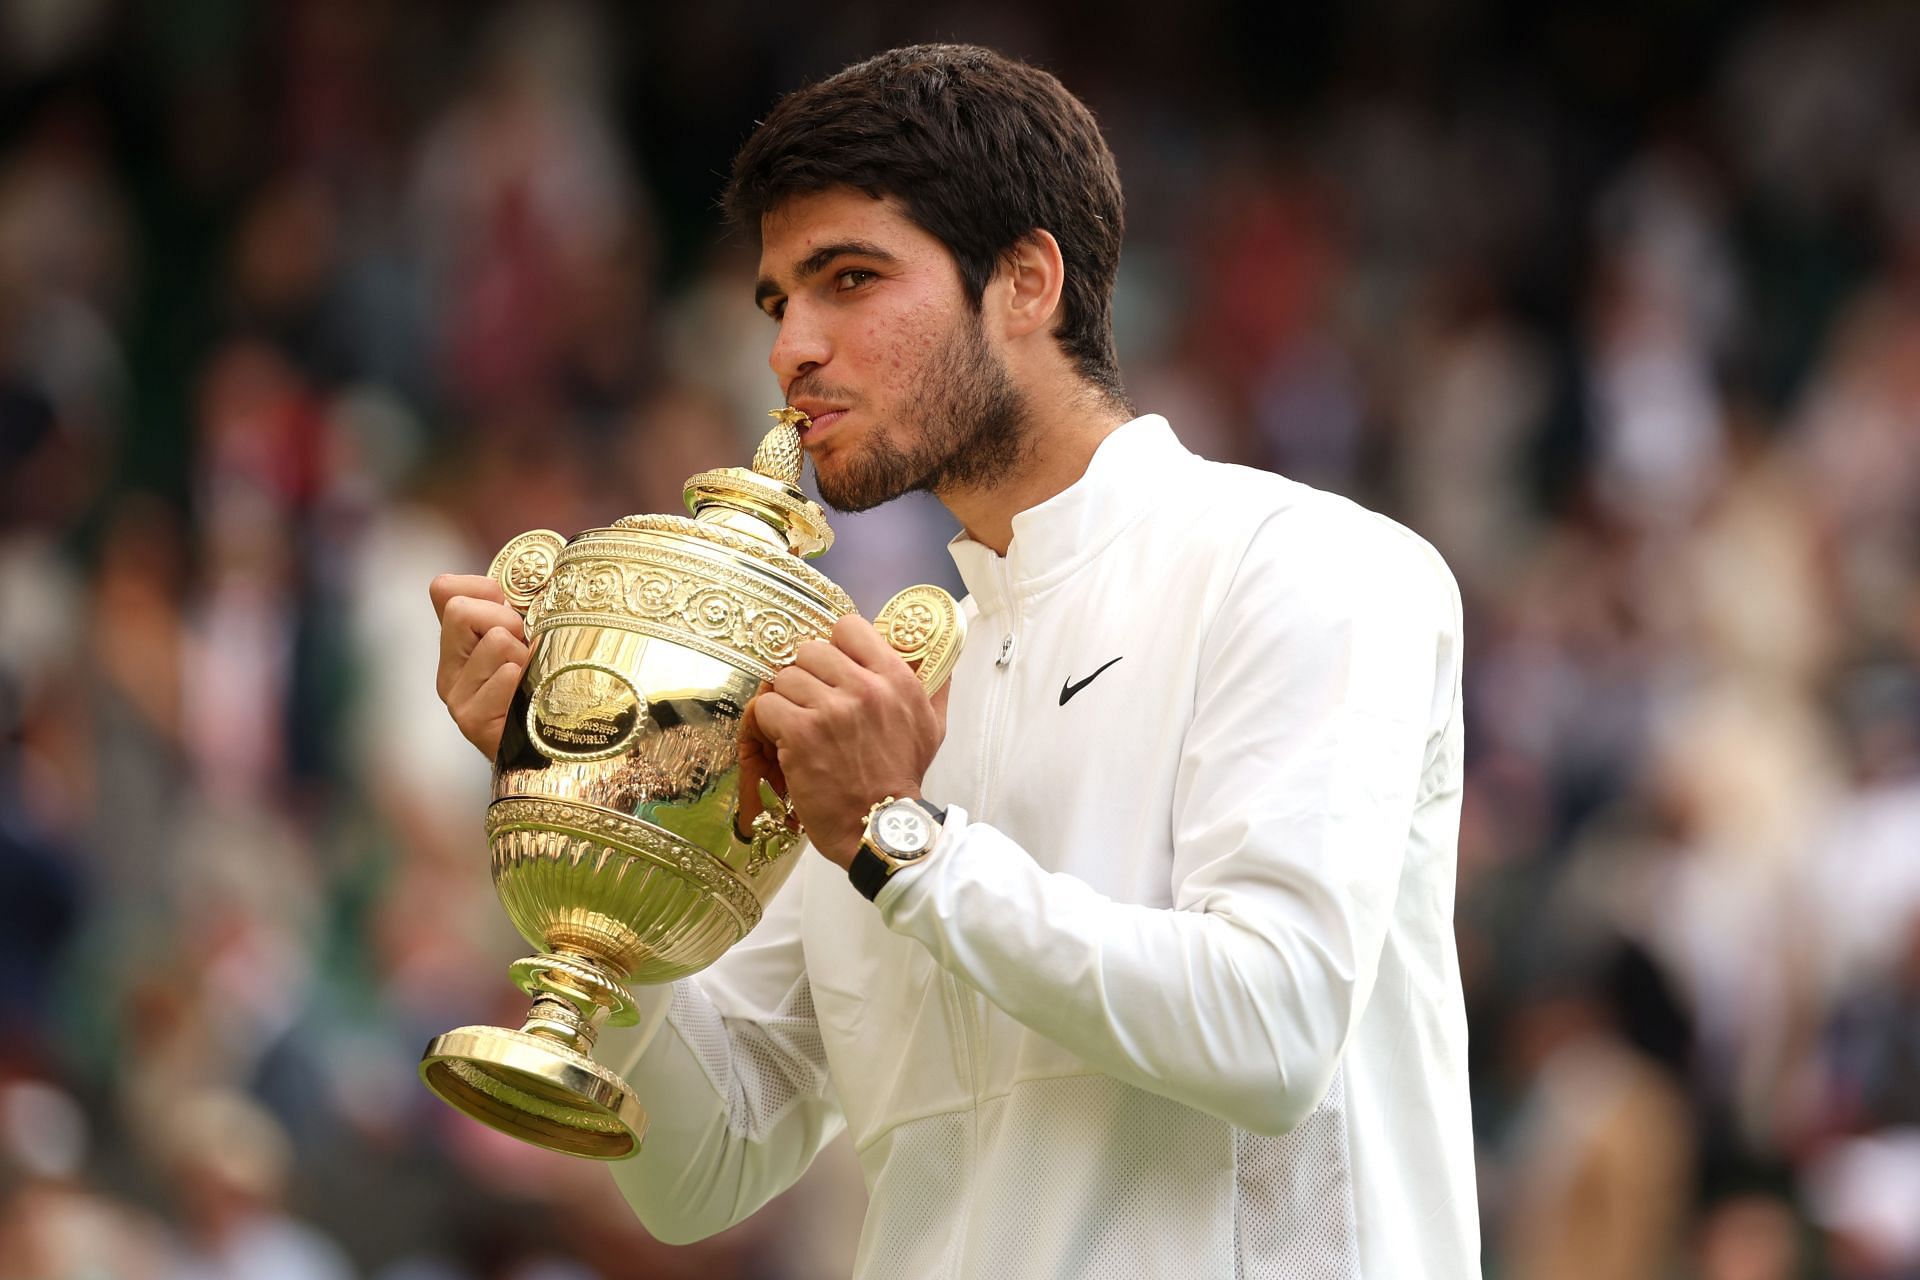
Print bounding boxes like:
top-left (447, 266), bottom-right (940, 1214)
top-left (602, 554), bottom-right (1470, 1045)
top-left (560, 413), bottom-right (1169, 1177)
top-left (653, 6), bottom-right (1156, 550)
top-left (607, 417), bottom-right (1479, 1278)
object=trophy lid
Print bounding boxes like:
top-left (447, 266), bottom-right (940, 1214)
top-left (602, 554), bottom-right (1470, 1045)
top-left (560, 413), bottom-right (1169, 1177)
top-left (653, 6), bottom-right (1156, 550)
top-left (501, 406), bottom-right (855, 626)
top-left (680, 410), bottom-right (834, 558)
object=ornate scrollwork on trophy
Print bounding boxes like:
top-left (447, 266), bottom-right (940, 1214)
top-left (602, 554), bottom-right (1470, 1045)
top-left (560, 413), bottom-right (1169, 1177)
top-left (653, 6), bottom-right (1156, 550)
top-left (530, 542), bottom-right (840, 680)
top-left (487, 797), bottom-right (764, 934)
top-left (608, 514), bottom-right (852, 610)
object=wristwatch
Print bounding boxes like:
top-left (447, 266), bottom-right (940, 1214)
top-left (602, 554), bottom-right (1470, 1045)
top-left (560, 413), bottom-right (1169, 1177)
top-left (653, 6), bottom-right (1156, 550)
top-left (848, 795), bottom-right (947, 901)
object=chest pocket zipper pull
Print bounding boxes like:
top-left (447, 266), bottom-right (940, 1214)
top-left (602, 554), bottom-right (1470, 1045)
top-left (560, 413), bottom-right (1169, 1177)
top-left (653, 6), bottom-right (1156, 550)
top-left (996, 634), bottom-right (1016, 668)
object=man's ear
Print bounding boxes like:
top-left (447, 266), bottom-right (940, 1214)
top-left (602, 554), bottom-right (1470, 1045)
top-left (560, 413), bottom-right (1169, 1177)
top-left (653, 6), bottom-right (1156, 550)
top-left (998, 229), bottom-right (1066, 340)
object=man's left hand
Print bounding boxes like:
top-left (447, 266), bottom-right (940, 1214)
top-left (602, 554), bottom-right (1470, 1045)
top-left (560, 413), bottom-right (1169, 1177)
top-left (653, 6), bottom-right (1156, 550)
top-left (742, 614), bottom-right (948, 869)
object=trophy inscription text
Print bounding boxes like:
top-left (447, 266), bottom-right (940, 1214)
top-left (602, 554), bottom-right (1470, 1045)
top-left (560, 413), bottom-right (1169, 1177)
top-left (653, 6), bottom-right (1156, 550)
top-left (529, 665), bottom-right (645, 761)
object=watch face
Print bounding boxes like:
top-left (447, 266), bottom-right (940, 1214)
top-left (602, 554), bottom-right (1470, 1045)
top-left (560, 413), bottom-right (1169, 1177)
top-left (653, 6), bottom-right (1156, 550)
top-left (873, 801), bottom-right (935, 859)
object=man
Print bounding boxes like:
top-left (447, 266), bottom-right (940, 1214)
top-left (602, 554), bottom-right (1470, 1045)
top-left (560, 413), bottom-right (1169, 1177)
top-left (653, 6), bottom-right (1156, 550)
top-left (432, 44), bottom-right (1477, 1278)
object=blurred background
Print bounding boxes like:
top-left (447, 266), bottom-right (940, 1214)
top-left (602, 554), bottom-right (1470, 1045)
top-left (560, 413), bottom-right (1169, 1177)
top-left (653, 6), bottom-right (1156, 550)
top-left (3, 0), bottom-right (1919, 1276)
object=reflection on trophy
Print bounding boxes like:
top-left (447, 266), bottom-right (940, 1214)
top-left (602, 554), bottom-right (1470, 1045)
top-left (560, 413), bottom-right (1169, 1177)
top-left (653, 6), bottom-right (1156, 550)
top-left (419, 410), bottom-right (964, 1159)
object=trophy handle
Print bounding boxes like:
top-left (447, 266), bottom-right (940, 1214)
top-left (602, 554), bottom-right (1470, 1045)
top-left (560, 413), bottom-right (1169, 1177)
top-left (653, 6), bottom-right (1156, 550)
top-left (875, 586), bottom-right (966, 694)
top-left (487, 529), bottom-right (568, 615)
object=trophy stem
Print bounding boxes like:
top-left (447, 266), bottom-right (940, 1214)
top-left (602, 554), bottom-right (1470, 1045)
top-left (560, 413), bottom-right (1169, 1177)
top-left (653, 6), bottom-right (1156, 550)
top-left (419, 947), bottom-right (649, 1159)
top-left (508, 950), bottom-right (639, 1052)
top-left (524, 993), bottom-right (607, 1053)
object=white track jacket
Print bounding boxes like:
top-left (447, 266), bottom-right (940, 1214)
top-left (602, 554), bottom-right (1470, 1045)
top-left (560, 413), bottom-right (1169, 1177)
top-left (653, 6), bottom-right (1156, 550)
top-left (606, 416), bottom-right (1479, 1278)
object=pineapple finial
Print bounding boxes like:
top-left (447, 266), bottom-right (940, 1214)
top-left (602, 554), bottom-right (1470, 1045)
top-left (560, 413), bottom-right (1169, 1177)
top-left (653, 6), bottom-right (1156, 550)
top-left (755, 410), bottom-right (809, 486)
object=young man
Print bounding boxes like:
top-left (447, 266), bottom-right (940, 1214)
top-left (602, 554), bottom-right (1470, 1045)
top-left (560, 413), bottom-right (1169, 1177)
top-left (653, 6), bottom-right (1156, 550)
top-left (432, 44), bottom-right (1478, 1278)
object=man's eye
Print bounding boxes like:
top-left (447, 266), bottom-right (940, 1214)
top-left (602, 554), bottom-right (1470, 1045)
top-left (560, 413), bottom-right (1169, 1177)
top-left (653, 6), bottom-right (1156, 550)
top-left (835, 269), bottom-right (877, 292)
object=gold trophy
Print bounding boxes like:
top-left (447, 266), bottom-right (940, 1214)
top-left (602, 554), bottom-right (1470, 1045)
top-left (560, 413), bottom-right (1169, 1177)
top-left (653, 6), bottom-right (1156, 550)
top-left (419, 410), bottom-right (963, 1159)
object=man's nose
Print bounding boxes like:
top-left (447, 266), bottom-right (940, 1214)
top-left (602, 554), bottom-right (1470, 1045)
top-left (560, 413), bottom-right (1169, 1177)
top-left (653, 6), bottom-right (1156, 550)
top-left (769, 301), bottom-right (830, 387)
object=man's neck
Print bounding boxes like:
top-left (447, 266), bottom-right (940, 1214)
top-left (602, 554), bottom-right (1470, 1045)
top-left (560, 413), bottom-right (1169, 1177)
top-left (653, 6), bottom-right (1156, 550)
top-left (936, 388), bottom-right (1131, 556)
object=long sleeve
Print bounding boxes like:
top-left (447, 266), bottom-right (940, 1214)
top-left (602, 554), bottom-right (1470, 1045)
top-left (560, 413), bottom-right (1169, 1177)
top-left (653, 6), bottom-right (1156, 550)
top-left (604, 865), bottom-right (843, 1244)
top-left (877, 513), bottom-right (1462, 1137)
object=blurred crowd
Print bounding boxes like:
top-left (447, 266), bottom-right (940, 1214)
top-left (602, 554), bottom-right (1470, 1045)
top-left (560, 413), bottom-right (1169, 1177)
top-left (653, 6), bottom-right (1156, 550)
top-left (2, 1), bottom-right (1918, 1277)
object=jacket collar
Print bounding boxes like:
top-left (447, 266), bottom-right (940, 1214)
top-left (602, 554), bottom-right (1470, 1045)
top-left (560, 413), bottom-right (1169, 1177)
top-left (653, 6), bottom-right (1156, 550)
top-left (946, 415), bottom-right (1189, 615)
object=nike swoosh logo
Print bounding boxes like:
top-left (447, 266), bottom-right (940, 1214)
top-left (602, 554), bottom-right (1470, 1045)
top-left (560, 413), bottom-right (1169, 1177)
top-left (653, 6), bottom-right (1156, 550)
top-left (1060, 657), bottom-right (1123, 705)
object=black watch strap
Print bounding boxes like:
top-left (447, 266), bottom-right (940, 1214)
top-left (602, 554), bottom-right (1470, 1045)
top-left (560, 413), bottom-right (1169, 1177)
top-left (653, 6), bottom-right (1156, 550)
top-left (849, 799), bottom-right (946, 902)
top-left (847, 847), bottom-right (893, 902)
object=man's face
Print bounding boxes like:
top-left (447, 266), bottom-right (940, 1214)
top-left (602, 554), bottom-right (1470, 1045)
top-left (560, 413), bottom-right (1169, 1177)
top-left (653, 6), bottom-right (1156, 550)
top-left (755, 188), bottom-right (1030, 512)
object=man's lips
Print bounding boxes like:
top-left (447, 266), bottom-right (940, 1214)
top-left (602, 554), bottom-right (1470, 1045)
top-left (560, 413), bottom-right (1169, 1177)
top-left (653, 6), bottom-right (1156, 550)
top-left (794, 408), bottom-right (849, 442)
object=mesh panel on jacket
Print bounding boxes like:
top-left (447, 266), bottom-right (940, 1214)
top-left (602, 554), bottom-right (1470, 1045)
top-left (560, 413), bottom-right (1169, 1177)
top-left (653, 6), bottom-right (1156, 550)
top-left (669, 978), bottom-right (832, 1142)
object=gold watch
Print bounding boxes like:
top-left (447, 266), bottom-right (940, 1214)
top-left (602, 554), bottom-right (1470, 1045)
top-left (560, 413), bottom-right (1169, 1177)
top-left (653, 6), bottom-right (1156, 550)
top-left (848, 796), bottom-right (946, 901)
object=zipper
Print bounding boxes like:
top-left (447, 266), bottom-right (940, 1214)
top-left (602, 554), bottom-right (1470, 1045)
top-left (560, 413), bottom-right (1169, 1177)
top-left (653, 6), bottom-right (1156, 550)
top-left (949, 558), bottom-right (1019, 1276)
top-left (975, 557), bottom-right (1018, 819)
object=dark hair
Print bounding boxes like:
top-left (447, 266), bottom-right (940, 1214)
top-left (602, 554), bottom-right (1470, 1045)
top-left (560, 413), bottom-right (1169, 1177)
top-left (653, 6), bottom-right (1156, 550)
top-left (727, 44), bottom-right (1128, 403)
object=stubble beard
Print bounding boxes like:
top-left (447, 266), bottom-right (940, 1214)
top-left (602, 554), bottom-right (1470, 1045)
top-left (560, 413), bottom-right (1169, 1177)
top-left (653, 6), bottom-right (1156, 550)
top-left (811, 313), bottom-right (1032, 514)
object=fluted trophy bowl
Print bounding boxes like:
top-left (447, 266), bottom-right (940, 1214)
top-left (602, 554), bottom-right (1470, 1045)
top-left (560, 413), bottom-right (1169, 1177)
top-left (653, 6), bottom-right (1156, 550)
top-left (420, 412), bottom-right (963, 1159)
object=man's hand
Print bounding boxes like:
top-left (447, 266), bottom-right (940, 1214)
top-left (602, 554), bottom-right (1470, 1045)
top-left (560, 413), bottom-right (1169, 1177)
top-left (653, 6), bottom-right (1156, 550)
top-left (742, 614), bottom-right (948, 869)
top-left (431, 573), bottom-right (529, 760)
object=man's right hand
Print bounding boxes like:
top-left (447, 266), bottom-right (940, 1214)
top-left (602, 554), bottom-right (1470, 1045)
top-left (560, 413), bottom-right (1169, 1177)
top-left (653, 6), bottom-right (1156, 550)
top-left (431, 574), bottom-right (529, 760)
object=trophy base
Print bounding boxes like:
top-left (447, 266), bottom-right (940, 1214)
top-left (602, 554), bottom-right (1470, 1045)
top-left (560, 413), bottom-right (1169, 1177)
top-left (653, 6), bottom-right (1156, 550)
top-left (420, 1025), bottom-right (648, 1160)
